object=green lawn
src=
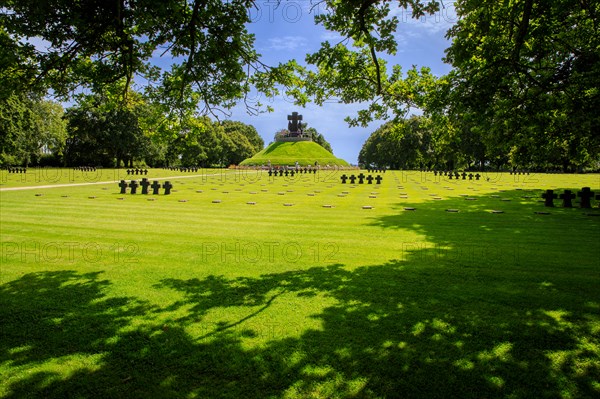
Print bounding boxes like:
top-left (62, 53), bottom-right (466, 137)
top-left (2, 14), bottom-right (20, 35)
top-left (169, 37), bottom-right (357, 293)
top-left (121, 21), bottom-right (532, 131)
top-left (1, 169), bottom-right (599, 398)
top-left (0, 167), bottom-right (232, 188)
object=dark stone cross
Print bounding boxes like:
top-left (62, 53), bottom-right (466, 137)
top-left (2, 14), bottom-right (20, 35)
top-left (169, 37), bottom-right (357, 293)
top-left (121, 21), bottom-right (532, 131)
top-left (340, 174), bottom-right (348, 184)
top-left (357, 173), bottom-right (365, 184)
top-left (475, 173), bottom-right (481, 180)
top-left (542, 189), bottom-right (557, 207)
top-left (151, 180), bottom-right (161, 195)
top-left (118, 180), bottom-right (128, 194)
top-left (468, 173), bottom-right (474, 180)
top-left (135, 169), bottom-right (139, 175)
top-left (268, 170), bottom-right (273, 176)
top-left (366, 175), bottom-right (374, 184)
top-left (287, 111), bottom-right (303, 132)
top-left (448, 173), bottom-right (453, 180)
top-left (279, 170), bottom-right (284, 176)
top-left (349, 175), bottom-right (357, 184)
top-left (578, 187), bottom-right (595, 208)
top-left (129, 180), bottom-right (139, 194)
top-left (559, 190), bottom-right (575, 208)
top-left (162, 181), bottom-right (173, 195)
top-left (140, 178), bottom-right (151, 195)
top-left (454, 172), bottom-right (460, 179)
top-left (290, 170), bottom-right (295, 177)
top-left (433, 170), bottom-right (438, 176)
top-left (461, 172), bottom-right (467, 180)
top-left (375, 175), bottom-right (383, 184)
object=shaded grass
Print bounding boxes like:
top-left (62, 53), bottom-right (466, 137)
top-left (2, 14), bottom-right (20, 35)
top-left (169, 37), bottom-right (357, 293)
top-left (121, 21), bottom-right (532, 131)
top-left (1, 171), bottom-right (599, 398)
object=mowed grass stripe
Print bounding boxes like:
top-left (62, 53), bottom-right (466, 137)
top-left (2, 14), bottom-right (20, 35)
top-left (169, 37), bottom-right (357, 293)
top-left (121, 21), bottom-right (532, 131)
top-left (1, 170), bottom-right (599, 398)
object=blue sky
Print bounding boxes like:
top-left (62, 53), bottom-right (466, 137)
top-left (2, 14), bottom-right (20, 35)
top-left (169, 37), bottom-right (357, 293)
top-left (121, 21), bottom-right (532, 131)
top-left (24, 1), bottom-right (457, 163)
top-left (228, 1), bottom-right (458, 164)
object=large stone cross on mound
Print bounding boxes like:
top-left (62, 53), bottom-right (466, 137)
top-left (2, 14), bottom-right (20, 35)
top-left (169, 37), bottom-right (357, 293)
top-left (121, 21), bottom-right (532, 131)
top-left (287, 112), bottom-right (303, 133)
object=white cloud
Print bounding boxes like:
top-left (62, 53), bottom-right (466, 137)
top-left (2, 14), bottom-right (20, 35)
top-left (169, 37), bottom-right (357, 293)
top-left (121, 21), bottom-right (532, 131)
top-left (24, 36), bottom-right (52, 53)
top-left (320, 31), bottom-right (344, 43)
top-left (388, 1), bottom-right (457, 37)
top-left (267, 35), bottom-right (309, 51)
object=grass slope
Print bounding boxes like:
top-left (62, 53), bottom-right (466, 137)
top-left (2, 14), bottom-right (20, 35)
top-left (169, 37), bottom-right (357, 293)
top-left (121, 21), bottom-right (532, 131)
top-left (1, 169), bottom-right (599, 398)
top-left (240, 141), bottom-right (350, 166)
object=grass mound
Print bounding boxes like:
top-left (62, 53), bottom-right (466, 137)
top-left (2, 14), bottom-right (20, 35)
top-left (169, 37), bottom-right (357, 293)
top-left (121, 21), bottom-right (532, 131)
top-left (240, 141), bottom-right (350, 166)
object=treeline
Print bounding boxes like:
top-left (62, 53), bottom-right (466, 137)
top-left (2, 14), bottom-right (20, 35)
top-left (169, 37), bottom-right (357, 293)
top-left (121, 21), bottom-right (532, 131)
top-left (0, 92), bottom-right (263, 168)
top-left (359, 115), bottom-right (489, 171)
top-left (306, 1), bottom-right (600, 173)
top-left (360, 107), bottom-right (600, 172)
top-left (359, 112), bottom-right (600, 172)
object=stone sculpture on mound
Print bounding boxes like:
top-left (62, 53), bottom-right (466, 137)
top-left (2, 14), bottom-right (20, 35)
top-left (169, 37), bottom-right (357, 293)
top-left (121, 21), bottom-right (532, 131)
top-left (278, 112), bottom-right (312, 142)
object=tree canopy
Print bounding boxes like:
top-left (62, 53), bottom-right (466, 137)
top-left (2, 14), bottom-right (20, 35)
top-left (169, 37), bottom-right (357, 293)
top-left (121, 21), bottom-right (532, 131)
top-left (0, 93), bottom-right (66, 166)
top-left (443, 0), bottom-right (600, 171)
top-left (306, 0), bottom-right (599, 171)
top-left (1, 0), bottom-right (302, 114)
top-left (62, 94), bottom-right (263, 167)
top-left (2, 0), bottom-right (598, 170)
top-left (359, 116), bottom-right (433, 170)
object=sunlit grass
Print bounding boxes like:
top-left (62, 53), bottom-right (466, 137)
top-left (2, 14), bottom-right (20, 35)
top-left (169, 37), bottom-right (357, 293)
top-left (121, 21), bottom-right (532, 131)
top-left (1, 170), bottom-right (599, 398)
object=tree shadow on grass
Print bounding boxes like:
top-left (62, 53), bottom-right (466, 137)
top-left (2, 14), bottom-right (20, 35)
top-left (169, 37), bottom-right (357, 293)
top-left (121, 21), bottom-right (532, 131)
top-left (1, 189), bottom-right (599, 397)
top-left (2, 260), bottom-right (599, 398)
top-left (372, 187), bottom-right (599, 269)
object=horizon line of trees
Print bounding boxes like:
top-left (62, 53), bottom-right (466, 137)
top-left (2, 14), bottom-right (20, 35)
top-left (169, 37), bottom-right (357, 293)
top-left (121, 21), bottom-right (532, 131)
top-left (359, 115), bottom-right (600, 173)
top-left (1, 91), bottom-right (264, 168)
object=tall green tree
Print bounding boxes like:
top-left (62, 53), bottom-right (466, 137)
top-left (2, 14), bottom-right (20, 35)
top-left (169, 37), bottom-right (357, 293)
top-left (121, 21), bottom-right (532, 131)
top-left (0, 93), bottom-right (33, 165)
top-left (444, 0), bottom-right (600, 171)
top-left (31, 98), bottom-right (68, 159)
top-left (0, 93), bottom-right (66, 166)
top-left (64, 92), bottom-right (149, 167)
top-left (359, 116), bottom-right (433, 169)
top-left (175, 116), bottom-right (225, 167)
top-left (2, 0), bottom-right (302, 114)
top-left (220, 120), bottom-right (263, 165)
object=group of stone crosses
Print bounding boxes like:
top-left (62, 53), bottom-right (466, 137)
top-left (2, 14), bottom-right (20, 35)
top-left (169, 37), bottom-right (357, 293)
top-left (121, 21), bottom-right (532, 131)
top-left (542, 187), bottom-right (599, 208)
top-left (119, 178), bottom-right (173, 195)
top-left (268, 168), bottom-right (316, 177)
top-left (163, 166), bottom-right (199, 173)
top-left (433, 170), bottom-right (482, 180)
top-left (163, 166), bottom-right (200, 173)
top-left (6, 167), bottom-right (27, 173)
top-left (126, 168), bottom-right (148, 175)
top-left (340, 173), bottom-right (383, 185)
